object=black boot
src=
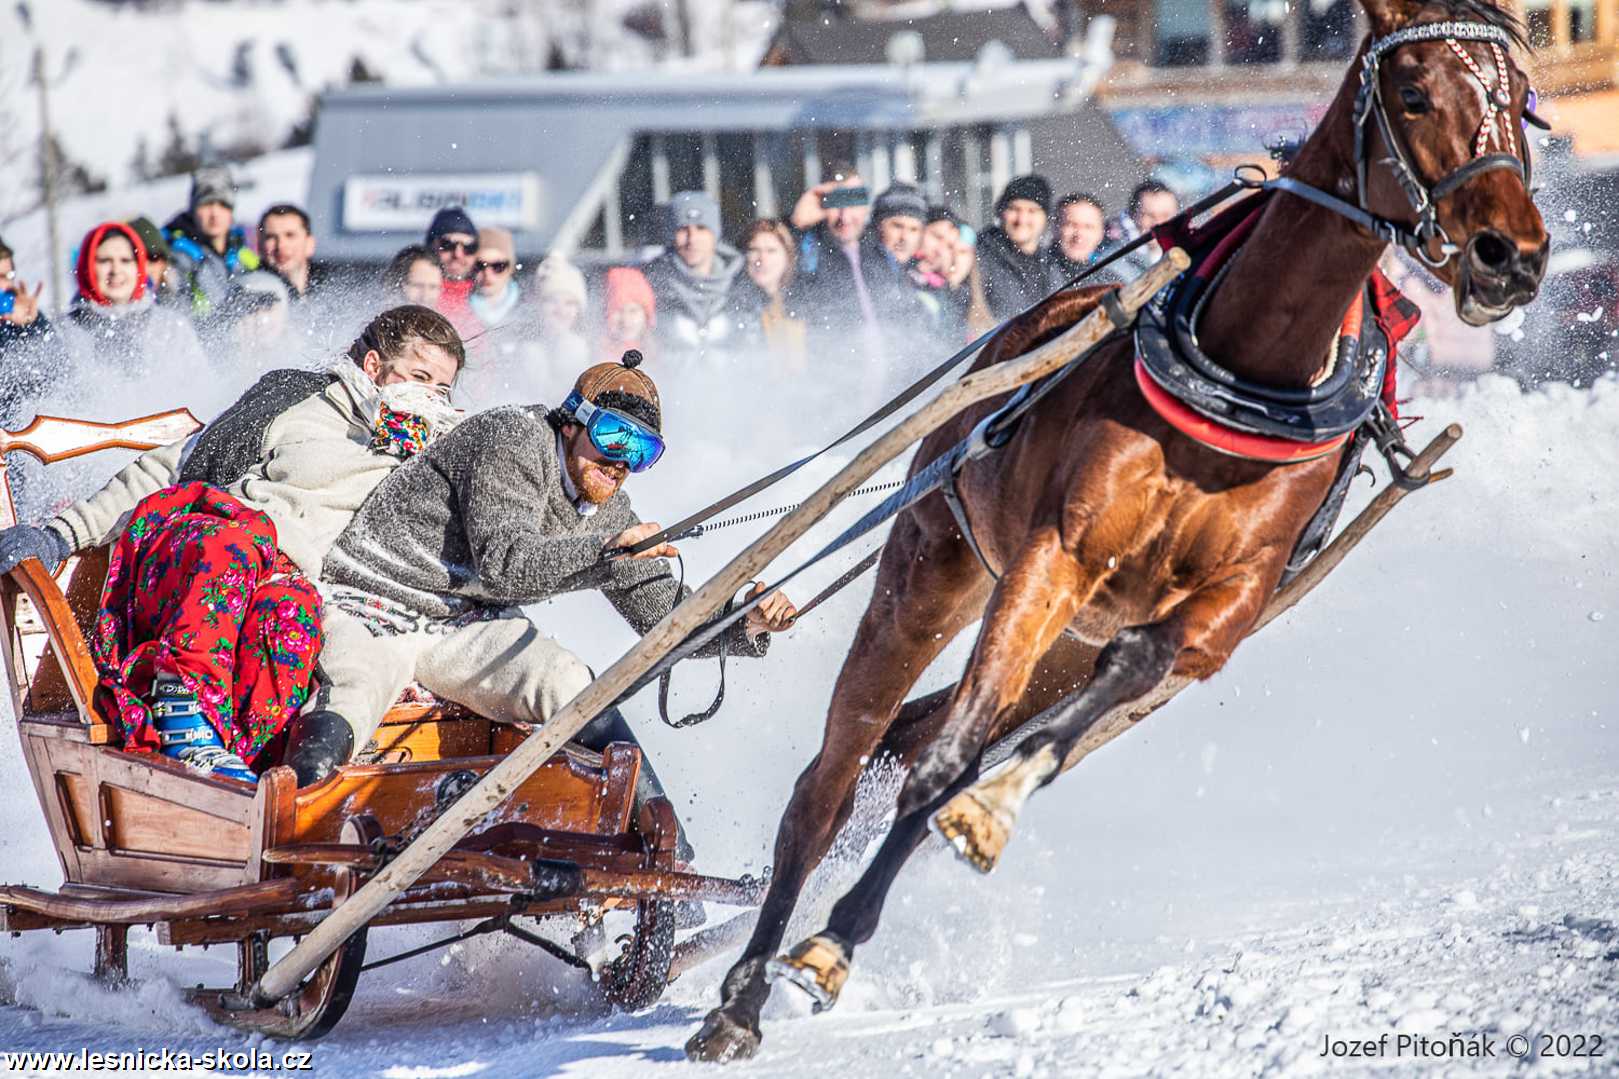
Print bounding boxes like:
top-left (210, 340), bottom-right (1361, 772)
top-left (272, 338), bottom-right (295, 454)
top-left (284, 709), bottom-right (355, 787)
top-left (575, 707), bottom-right (704, 927)
top-left (575, 707), bottom-right (695, 861)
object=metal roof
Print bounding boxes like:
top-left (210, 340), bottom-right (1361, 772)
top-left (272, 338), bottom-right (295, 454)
top-left (308, 59), bottom-right (1108, 260)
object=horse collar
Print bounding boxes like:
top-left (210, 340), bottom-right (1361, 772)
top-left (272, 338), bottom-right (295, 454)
top-left (1134, 208), bottom-right (1396, 465)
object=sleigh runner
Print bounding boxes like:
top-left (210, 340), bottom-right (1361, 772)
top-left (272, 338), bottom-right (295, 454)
top-left (0, 410), bottom-right (763, 1038)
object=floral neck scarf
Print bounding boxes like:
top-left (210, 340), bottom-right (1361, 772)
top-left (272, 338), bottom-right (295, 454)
top-left (329, 360), bottom-right (463, 459)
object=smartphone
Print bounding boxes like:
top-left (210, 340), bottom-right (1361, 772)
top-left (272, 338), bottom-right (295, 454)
top-left (822, 186), bottom-right (870, 210)
top-left (0, 291), bottom-right (14, 316)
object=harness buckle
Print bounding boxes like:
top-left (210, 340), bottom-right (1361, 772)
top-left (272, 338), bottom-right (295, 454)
top-left (1233, 163), bottom-right (1268, 189)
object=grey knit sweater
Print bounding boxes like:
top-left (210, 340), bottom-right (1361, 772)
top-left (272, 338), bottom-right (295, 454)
top-left (322, 406), bottom-right (765, 658)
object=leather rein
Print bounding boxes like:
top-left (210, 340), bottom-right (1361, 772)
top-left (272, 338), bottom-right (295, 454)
top-left (1267, 19), bottom-right (1543, 269)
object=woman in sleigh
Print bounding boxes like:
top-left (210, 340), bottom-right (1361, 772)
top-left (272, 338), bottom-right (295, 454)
top-left (0, 296), bottom-right (466, 783)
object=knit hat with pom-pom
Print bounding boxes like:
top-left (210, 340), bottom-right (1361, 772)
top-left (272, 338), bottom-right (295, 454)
top-left (571, 349), bottom-right (661, 433)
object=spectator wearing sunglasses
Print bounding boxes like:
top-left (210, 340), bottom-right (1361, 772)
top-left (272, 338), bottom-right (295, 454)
top-left (312, 352), bottom-right (799, 837)
top-left (424, 206), bottom-right (480, 336)
top-left (457, 228), bottom-right (532, 406)
top-left (467, 228), bottom-right (522, 335)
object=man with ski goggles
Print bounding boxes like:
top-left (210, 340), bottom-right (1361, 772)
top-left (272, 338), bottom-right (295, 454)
top-left (303, 352), bottom-right (797, 868)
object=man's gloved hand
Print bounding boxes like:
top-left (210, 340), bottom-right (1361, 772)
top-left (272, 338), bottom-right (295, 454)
top-left (0, 524), bottom-right (69, 575)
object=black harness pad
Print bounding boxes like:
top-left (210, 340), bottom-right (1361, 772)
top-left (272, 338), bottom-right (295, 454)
top-left (1135, 273), bottom-right (1392, 443)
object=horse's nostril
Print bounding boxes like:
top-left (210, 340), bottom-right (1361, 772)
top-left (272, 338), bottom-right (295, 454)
top-left (1469, 231), bottom-right (1516, 275)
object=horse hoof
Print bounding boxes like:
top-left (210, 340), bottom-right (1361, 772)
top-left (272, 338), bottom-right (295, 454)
top-left (931, 789), bottom-right (1008, 874)
top-left (766, 934), bottom-right (849, 1014)
top-left (685, 1008), bottom-right (762, 1063)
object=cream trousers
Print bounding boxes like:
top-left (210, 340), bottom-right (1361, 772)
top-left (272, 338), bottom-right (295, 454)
top-left (314, 605), bottom-right (594, 747)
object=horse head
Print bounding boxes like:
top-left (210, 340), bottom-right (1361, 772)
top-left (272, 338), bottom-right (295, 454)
top-left (1355, 0), bottom-right (1548, 324)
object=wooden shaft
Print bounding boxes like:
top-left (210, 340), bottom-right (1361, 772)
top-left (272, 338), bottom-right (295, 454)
top-left (670, 910), bottom-right (761, 981)
top-left (0, 879), bottom-right (299, 925)
top-left (249, 248), bottom-right (1192, 1006)
top-left (576, 867), bottom-right (765, 906)
top-left (1057, 423), bottom-right (1463, 774)
top-left (264, 845), bottom-right (765, 906)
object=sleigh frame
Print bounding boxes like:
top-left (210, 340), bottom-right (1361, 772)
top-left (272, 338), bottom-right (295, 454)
top-left (0, 410), bottom-right (761, 1038)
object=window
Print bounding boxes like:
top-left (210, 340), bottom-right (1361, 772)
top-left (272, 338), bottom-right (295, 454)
top-left (1157, 0), bottom-right (1212, 66)
top-left (1570, 0), bottom-right (1597, 42)
top-left (1302, 0), bottom-right (1356, 61)
top-left (1523, 0), bottom-right (1553, 48)
top-left (1225, 0), bottom-right (1286, 65)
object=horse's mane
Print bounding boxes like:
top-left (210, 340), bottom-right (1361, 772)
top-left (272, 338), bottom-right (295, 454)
top-left (1432, 0), bottom-right (1530, 50)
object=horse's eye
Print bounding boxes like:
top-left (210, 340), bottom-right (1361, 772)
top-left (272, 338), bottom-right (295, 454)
top-left (1398, 85), bottom-right (1430, 114)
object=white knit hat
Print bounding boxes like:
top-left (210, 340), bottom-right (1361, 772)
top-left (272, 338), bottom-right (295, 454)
top-left (533, 255), bottom-right (587, 308)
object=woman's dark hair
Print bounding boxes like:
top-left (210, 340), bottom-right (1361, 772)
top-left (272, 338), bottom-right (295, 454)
top-left (347, 304), bottom-right (466, 371)
top-left (1128, 181), bottom-right (1175, 217)
top-left (381, 244), bottom-right (439, 296)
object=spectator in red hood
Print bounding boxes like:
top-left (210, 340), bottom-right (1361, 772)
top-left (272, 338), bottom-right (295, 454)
top-left (56, 221), bottom-right (207, 384)
top-left (599, 266), bottom-right (656, 364)
top-left (424, 207), bottom-right (479, 336)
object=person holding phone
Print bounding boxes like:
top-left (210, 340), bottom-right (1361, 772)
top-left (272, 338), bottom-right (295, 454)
top-left (0, 235), bottom-right (53, 426)
top-left (783, 164), bottom-right (896, 362)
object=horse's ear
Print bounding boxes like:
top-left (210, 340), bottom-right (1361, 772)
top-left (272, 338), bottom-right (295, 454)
top-left (1357, 0), bottom-right (1426, 36)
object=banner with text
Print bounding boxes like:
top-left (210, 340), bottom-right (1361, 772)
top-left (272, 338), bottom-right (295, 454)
top-left (343, 173), bottom-right (544, 232)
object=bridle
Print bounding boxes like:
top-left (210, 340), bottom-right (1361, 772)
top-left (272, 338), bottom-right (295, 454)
top-left (1267, 19), bottom-right (1541, 269)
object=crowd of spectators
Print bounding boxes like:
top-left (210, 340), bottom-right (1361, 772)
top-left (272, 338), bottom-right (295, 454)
top-left (0, 160), bottom-right (1186, 423)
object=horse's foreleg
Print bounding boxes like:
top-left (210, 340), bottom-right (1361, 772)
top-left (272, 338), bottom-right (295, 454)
top-left (935, 569), bottom-right (1271, 873)
top-left (900, 527), bottom-right (1088, 818)
top-left (686, 519), bottom-right (986, 1063)
top-left (768, 529), bottom-right (1087, 1009)
top-left (878, 631), bottom-right (1099, 767)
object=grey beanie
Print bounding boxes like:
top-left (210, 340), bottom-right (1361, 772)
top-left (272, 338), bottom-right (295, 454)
top-left (872, 183), bottom-right (928, 226)
top-left (668, 191), bottom-right (720, 236)
top-left (189, 165), bottom-right (237, 211)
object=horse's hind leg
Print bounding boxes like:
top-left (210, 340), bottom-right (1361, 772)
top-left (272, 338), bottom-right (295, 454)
top-left (686, 515), bottom-right (987, 1064)
top-left (768, 527), bottom-right (1088, 1009)
top-left (935, 570), bottom-right (1270, 874)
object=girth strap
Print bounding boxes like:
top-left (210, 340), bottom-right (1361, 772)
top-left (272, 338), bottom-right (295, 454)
top-left (942, 464), bottom-right (999, 579)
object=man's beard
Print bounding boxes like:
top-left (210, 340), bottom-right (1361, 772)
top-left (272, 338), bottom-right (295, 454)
top-left (569, 454), bottom-right (625, 504)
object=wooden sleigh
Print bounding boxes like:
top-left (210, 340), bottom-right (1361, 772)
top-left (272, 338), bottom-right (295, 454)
top-left (0, 410), bottom-right (764, 1038)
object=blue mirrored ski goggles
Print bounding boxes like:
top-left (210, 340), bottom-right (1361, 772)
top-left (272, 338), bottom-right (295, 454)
top-left (564, 391), bottom-right (665, 473)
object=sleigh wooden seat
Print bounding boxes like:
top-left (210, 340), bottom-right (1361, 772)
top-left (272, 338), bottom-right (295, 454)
top-left (0, 410), bottom-right (646, 895)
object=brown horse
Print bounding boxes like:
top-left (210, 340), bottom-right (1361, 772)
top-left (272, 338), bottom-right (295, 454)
top-left (687, 0), bottom-right (1546, 1060)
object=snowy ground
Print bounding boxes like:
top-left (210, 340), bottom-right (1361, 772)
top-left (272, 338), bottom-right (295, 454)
top-left (2, 372), bottom-right (1617, 1076)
